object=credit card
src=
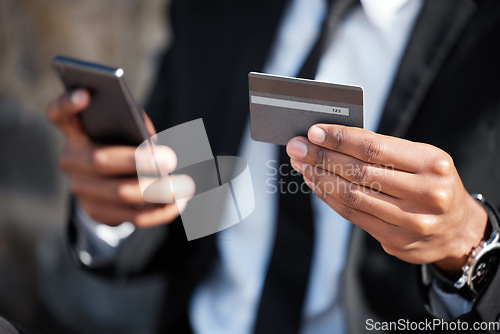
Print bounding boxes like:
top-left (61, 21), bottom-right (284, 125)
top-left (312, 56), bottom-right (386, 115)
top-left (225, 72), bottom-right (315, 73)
top-left (248, 72), bottom-right (364, 145)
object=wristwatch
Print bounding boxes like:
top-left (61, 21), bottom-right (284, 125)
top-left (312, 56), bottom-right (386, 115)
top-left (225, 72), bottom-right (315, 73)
top-left (453, 193), bottom-right (500, 298)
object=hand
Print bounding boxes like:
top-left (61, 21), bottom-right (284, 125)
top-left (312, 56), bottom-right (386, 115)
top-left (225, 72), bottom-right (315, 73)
top-left (47, 89), bottom-right (195, 228)
top-left (286, 124), bottom-right (488, 277)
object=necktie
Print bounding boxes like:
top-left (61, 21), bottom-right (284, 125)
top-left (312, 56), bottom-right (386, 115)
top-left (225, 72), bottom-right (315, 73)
top-left (254, 1), bottom-right (359, 333)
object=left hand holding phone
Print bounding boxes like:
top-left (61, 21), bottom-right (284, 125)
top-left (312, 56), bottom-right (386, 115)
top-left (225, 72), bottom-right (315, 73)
top-left (46, 89), bottom-right (194, 227)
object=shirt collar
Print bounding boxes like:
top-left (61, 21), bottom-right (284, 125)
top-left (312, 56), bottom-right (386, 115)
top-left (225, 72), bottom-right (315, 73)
top-left (360, 0), bottom-right (413, 30)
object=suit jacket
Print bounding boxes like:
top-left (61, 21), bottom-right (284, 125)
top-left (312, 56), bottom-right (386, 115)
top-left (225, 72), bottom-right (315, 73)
top-left (76, 0), bottom-right (500, 333)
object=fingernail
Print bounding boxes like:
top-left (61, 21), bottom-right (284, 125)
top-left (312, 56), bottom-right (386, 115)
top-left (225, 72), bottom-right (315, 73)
top-left (71, 90), bottom-right (86, 106)
top-left (309, 126), bottom-right (325, 143)
top-left (287, 139), bottom-right (307, 158)
top-left (154, 146), bottom-right (177, 175)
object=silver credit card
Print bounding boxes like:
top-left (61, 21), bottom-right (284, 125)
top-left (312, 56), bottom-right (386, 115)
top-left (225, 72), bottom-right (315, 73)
top-left (249, 72), bottom-right (364, 145)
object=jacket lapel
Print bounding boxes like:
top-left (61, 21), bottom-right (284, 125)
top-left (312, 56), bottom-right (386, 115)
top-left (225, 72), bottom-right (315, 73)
top-left (377, 0), bottom-right (478, 137)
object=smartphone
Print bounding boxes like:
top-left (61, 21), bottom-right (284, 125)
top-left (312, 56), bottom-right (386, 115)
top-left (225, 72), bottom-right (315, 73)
top-left (52, 55), bottom-right (150, 146)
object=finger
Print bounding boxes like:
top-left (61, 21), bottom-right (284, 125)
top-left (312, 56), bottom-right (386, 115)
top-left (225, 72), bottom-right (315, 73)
top-left (307, 124), bottom-right (433, 173)
top-left (287, 137), bottom-right (421, 199)
top-left (60, 145), bottom-right (136, 176)
top-left (79, 198), bottom-right (181, 228)
top-left (60, 144), bottom-right (174, 176)
top-left (136, 144), bottom-right (178, 177)
top-left (61, 144), bottom-right (177, 176)
top-left (303, 175), bottom-right (399, 244)
top-left (143, 111), bottom-right (156, 136)
top-left (307, 185), bottom-right (436, 264)
top-left (71, 177), bottom-right (147, 206)
top-left (47, 89), bottom-right (90, 138)
top-left (142, 174), bottom-right (196, 204)
top-left (294, 160), bottom-right (420, 229)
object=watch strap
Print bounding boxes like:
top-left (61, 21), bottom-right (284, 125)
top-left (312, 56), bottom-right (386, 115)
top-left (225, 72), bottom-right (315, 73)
top-left (423, 263), bottom-right (476, 301)
top-left (472, 193), bottom-right (500, 232)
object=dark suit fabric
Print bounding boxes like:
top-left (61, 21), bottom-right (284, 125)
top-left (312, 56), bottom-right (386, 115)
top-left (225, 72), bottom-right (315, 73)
top-left (86, 0), bottom-right (500, 333)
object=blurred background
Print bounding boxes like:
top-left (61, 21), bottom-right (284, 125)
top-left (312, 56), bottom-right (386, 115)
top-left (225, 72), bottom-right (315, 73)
top-left (0, 0), bottom-right (171, 333)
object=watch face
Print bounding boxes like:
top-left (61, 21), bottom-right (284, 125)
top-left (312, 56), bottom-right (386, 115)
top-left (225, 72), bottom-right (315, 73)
top-left (471, 247), bottom-right (500, 295)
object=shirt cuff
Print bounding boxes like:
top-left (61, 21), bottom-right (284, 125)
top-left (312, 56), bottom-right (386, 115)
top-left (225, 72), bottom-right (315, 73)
top-left (428, 278), bottom-right (473, 319)
top-left (73, 203), bottom-right (135, 268)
